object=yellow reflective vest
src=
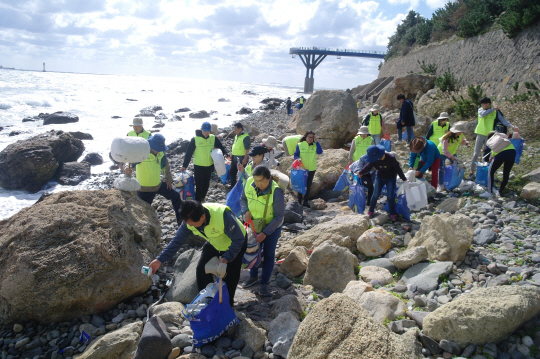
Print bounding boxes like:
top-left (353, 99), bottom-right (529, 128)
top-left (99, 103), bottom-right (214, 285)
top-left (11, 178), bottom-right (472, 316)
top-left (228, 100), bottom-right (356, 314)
top-left (492, 142), bottom-right (515, 157)
top-left (367, 113), bottom-right (382, 135)
top-left (437, 133), bottom-right (464, 156)
top-left (353, 135), bottom-right (372, 162)
top-left (429, 120), bottom-right (450, 146)
top-left (232, 132), bottom-right (249, 156)
top-left (244, 177), bottom-right (280, 224)
top-left (475, 111), bottom-right (497, 136)
top-left (194, 134), bottom-right (215, 167)
top-left (127, 129), bottom-right (151, 139)
top-left (298, 141), bottom-right (317, 171)
top-left (136, 152), bottom-right (163, 187)
top-left (283, 135), bottom-right (302, 156)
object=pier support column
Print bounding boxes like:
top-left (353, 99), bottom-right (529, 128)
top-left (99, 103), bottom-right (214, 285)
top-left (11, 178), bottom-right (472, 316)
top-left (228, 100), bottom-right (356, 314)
top-left (304, 78), bottom-right (314, 93)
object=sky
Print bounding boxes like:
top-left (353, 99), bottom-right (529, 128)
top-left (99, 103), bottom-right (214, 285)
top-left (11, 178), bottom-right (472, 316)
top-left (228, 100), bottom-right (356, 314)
top-left (0, 0), bottom-right (447, 89)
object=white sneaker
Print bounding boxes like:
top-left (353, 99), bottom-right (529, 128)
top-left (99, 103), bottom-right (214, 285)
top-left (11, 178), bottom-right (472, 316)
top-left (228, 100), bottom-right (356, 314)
top-left (493, 189), bottom-right (500, 197)
top-left (479, 192), bottom-right (493, 198)
top-left (437, 185), bottom-right (445, 192)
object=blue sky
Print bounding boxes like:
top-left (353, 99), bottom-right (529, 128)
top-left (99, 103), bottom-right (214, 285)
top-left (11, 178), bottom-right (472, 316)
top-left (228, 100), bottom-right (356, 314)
top-left (0, 0), bottom-right (446, 89)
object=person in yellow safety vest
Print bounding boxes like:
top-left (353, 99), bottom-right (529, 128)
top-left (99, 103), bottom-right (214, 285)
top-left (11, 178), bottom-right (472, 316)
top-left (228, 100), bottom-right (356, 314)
top-left (240, 166), bottom-right (285, 297)
top-left (237, 145), bottom-right (270, 185)
top-left (349, 126), bottom-right (374, 165)
top-left (362, 104), bottom-right (388, 145)
top-left (262, 136), bottom-right (283, 171)
top-left (123, 134), bottom-right (182, 223)
top-left (294, 131), bottom-right (323, 207)
top-left (436, 121), bottom-right (470, 191)
top-left (282, 134), bottom-right (302, 156)
top-left (425, 112), bottom-right (450, 147)
top-left (480, 131), bottom-right (516, 198)
top-left (299, 96), bottom-right (305, 109)
top-left (127, 117), bottom-right (152, 139)
top-left (356, 98), bottom-right (361, 111)
top-left (181, 122), bottom-right (229, 202)
top-left (229, 122), bottom-right (251, 186)
top-left (148, 200), bottom-right (247, 307)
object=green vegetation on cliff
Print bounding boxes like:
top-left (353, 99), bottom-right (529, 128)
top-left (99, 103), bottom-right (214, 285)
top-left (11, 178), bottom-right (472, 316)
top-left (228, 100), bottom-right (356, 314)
top-left (385, 0), bottom-right (540, 60)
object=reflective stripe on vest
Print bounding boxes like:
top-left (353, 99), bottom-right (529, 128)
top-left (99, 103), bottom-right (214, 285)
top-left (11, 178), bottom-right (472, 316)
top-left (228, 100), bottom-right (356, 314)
top-left (232, 132), bottom-right (249, 156)
top-left (127, 130), bottom-right (151, 139)
top-left (353, 135), bottom-right (372, 162)
top-left (367, 113), bottom-right (382, 135)
top-left (193, 134), bottom-right (215, 167)
top-left (244, 177), bottom-right (280, 224)
top-left (298, 141), bottom-right (317, 171)
top-left (284, 135), bottom-right (302, 156)
top-left (136, 152), bottom-right (163, 187)
top-left (437, 133), bottom-right (463, 155)
top-left (492, 142), bottom-right (515, 157)
top-left (429, 120), bottom-right (449, 146)
top-left (186, 203), bottom-right (246, 251)
top-left (475, 111), bottom-right (497, 136)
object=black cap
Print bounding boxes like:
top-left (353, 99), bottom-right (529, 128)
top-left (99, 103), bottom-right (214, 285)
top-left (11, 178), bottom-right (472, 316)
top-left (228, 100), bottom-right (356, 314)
top-left (248, 145), bottom-right (267, 156)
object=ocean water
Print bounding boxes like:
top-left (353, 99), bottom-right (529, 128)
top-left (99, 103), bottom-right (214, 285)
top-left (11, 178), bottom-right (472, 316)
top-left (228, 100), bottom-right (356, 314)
top-left (0, 69), bottom-right (301, 220)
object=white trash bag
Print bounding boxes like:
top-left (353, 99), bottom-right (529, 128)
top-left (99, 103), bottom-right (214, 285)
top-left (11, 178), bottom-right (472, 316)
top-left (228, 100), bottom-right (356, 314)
top-left (211, 149), bottom-right (227, 176)
top-left (114, 174), bottom-right (141, 191)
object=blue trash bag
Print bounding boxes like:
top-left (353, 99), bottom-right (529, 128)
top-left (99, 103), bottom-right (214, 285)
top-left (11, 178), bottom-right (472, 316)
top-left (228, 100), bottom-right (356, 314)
top-left (510, 138), bottom-right (524, 164)
top-left (401, 128), bottom-right (416, 140)
top-left (381, 138), bottom-right (392, 152)
top-left (475, 163), bottom-right (489, 186)
top-left (333, 168), bottom-right (352, 192)
top-left (220, 163), bottom-right (231, 185)
top-left (443, 164), bottom-right (465, 191)
top-left (183, 281), bottom-right (239, 348)
top-left (295, 104), bottom-right (301, 110)
top-left (291, 168), bottom-right (308, 194)
top-left (288, 108), bottom-right (293, 115)
top-left (181, 175), bottom-right (195, 201)
top-left (348, 181), bottom-right (366, 214)
top-left (383, 193), bottom-right (411, 221)
top-left (226, 170), bottom-right (245, 217)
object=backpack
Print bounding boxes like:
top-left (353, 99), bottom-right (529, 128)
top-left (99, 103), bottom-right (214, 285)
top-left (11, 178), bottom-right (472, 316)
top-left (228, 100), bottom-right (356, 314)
top-left (493, 110), bottom-right (508, 135)
top-left (486, 132), bottom-right (511, 154)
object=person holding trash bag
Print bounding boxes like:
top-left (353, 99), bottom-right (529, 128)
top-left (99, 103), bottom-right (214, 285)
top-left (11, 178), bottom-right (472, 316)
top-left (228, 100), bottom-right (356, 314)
top-left (229, 123), bottom-right (251, 186)
top-left (240, 166), bottom-right (285, 296)
top-left (124, 134), bottom-right (182, 224)
top-left (358, 145), bottom-right (407, 222)
top-left (148, 200), bottom-right (247, 307)
top-left (437, 121), bottom-right (470, 191)
top-left (362, 104), bottom-right (388, 145)
top-left (409, 137), bottom-right (441, 190)
top-left (350, 154), bottom-right (375, 203)
top-left (480, 131), bottom-right (516, 198)
top-left (348, 126), bottom-right (374, 165)
top-left (237, 145), bottom-right (270, 183)
top-left (294, 131), bottom-right (323, 207)
top-left (181, 122), bottom-right (229, 202)
top-left (426, 112), bottom-right (451, 147)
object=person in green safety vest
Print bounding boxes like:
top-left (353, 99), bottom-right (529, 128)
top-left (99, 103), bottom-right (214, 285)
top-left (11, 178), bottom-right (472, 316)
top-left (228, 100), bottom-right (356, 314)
top-left (437, 121), bottom-right (470, 191)
top-left (362, 104), bottom-right (388, 145)
top-left (425, 112), bottom-right (451, 147)
top-left (148, 200), bottom-right (247, 307)
top-left (127, 117), bottom-right (151, 139)
top-left (282, 134), bottom-right (302, 156)
top-left (348, 126), bottom-right (374, 165)
top-left (240, 165), bottom-right (285, 297)
top-left (298, 96), bottom-right (305, 109)
top-left (480, 131), bottom-right (516, 198)
top-left (293, 131), bottom-right (323, 207)
top-left (181, 122), bottom-right (229, 202)
top-left (123, 134), bottom-right (182, 223)
top-left (237, 145), bottom-right (270, 184)
top-left (356, 98), bottom-right (361, 111)
top-left (229, 122), bottom-right (251, 186)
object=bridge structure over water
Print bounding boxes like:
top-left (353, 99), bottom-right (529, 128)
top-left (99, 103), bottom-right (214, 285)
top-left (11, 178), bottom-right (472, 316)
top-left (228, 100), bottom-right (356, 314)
top-left (289, 47), bottom-right (386, 93)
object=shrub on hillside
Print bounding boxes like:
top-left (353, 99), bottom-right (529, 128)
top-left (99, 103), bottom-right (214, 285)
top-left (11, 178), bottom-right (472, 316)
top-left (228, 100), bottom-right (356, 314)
top-left (500, 0), bottom-right (540, 38)
top-left (435, 70), bottom-right (460, 92)
top-left (418, 60), bottom-right (437, 75)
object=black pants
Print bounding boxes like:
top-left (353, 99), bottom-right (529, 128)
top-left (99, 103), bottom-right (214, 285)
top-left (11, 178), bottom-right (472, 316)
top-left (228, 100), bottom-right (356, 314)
top-left (194, 165), bottom-right (214, 202)
top-left (362, 174), bottom-right (374, 203)
top-left (137, 182), bottom-right (181, 221)
top-left (229, 155), bottom-right (244, 185)
top-left (489, 159), bottom-right (514, 194)
top-left (196, 239), bottom-right (247, 307)
top-left (298, 170), bottom-right (316, 205)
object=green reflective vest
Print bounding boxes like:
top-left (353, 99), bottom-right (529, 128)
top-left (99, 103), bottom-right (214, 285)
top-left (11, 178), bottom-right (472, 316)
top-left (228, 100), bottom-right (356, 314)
top-left (353, 135), bottom-right (372, 162)
top-left (194, 134), bottom-right (215, 167)
top-left (367, 113), bottom-right (382, 135)
top-left (127, 129), bottom-right (151, 139)
top-left (283, 135), bottom-right (302, 156)
top-left (475, 111), bottom-right (497, 136)
top-left (298, 141), bottom-right (317, 171)
top-left (437, 133), bottom-right (463, 155)
top-left (136, 152), bottom-right (163, 187)
top-left (300, 97), bottom-right (304, 104)
top-left (232, 132), bottom-right (249, 156)
top-left (186, 203), bottom-right (246, 251)
top-left (428, 120), bottom-right (450, 146)
top-left (492, 142), bottom-right (515, 157)
top-left (244, 177), bottom-right (280, 224)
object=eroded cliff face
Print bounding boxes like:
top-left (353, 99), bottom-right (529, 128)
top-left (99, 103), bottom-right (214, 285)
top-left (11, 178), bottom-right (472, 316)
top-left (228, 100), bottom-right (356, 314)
top-left (378, 22), bottom-right (540, 99)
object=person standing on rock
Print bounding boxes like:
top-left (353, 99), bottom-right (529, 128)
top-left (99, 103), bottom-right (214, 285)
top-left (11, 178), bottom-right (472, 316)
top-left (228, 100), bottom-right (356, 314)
top-left (240, 166), bottom-right (285, 297)
top-left (282, 134), bottom-right (302, 156)
top-left (299, 96), bottom-right (305, 109)
top-left (286, 97), bottom-right (292, 115)
top-left (148, 200), bottom-right (247, 307)
top-left (124, 134), bottom-right (182, 223)
top-left (229, 123), bottom-right (251, 186)
top-left (480, 131), bottom-right (516, 198)
top-left (262, 136), bottom-right (282, 171)
top-left (362, 104), bottom-right (388, 145)
top-left (396, 94), bottom-right (415, 145)
top-left (349, 126), bottom-right (374, 165)
top-left (409, 137), bottom-right (441, 190)
top-left (437, 122), bottom-right (470, 191)
top-left (357, 145), bottom-right (406, 222)
top-left (294, 131), bottom-right (323, 207)
top-left (425, 112), bottom-right (450, 147)
top-left (127, 117), bottom-right (152, 139)
top-left (181, 122), bottom-right (229, 202)
top-left (237, 145), bottom-right (270, 184)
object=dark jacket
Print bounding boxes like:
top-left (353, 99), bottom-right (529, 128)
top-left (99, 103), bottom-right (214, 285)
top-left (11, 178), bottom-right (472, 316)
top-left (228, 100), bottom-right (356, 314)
top-left (359, 153), bottom-right (406, 180)
top-left (398, 99), bottom-right (415, 128)
top-left (183, 130), bottom-right (228, 168)
top-left (286, 100), bottom-right (292, 109)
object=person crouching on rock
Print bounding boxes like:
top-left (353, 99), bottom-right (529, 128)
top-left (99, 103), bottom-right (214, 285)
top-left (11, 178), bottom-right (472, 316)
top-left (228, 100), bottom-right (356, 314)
top-left (408, 137), bottom-right (441, 191)
top-left (350, 154), bottom-right (375, 204)
top-left (240, 166), bottom-right (285, 297)
top-left (294, 131), bottom-right (323, 207)
top-left (357, 145), bottom-right (407, 222)
top-left (124, 133), bottom-right (182, 224)
top-left (148, 200), bottom-right (247, 307)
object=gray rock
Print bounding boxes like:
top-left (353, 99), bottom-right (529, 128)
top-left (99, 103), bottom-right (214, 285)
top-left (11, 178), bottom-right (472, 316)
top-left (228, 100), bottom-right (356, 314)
top-left (276, 273), bottom-right (293, 289)
top-left (91, 315), bottom-right (105, 327)
top-left (418, 332), bottom-right (440, 355)
top-left (483, 342), bottom-right (497, 357)
top-left (406, 311), bottom-right (429, 328)
top-left (133, 316), bottom-right (172, 359)
top-left (461, 344), bottom-right (476, 358)
top-left (215, 337), bottom-right (232, 348)
top-left (171, 333), bottom-right (191, 349)
top-left (359, 258), bottom-right (397, 274)
top-left (232, 338), bottom-right (245, 350)
top-left (474, 228), bottom-right (497, 245)
top-left (165, 248), bottom-right (201, 304)
top-left (201, 344), bottom-right (215, 357)
top-left (268, 312), bottom-right (300, 358)
top-left (271, 295), bottom-right (305, 319)
top-left (439, 339), bottom-right (460, 355)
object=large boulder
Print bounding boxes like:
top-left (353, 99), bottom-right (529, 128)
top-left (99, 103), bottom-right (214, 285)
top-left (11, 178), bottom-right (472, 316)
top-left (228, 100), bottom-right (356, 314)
top-left (82, 152), bottom-right (104, 166)
top-left (377, 74), bottom-right (436, 110)
top-left (521, 182), bottom-right (540, 200)
top-left (150, 302), bottom-right (185, 325)
top-left (278, 246), bottom-right (309, 278)
top-left (423, 286), bottom-right (540, 348)
top-left (0, 130), bottom-right (85, 192)
top-left (303, 242), bottom-right (358, 293)
top-left (0, 190), bottom-right (161, 323)
top-left (268, 312), bottom-right (300, 358)
top-left (293, 90), bottom-right (359, 149)
top-left (42, 111), bottom-right (79, 125)
top-left (73, 321), bottom-right (143, 359)
top-left (55, 161), bottom-right (91, 185)
top-left (288, 294), bottom-right (422, 358)
top-left (356, 227), bottom-right (392, 257)
top-left (407, 214), bottom-right (473, 263)
top-left (133, 316), bottom-right (172, 359)
top-left (165, 248), bottom-right (201, 304)
top-left (276, 214), bottom-right (370, 259)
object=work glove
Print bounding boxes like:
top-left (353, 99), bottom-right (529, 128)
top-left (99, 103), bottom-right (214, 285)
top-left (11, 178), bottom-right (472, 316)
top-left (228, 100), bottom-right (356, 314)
top-left (216, 262), bottom-right (227, 278)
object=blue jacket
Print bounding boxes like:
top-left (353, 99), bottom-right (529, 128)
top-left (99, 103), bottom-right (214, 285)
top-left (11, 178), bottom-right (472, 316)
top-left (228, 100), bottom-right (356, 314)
top-left (398, 99), bottom-right (415, 128)
top-left (409, 139), bottom-right (441, 173)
